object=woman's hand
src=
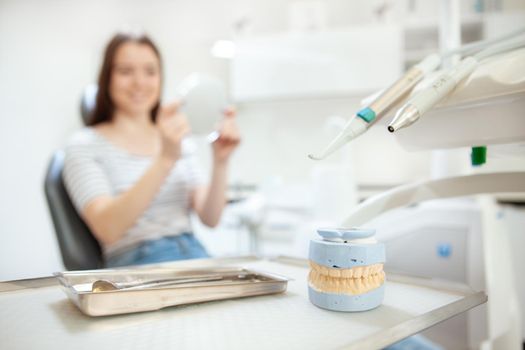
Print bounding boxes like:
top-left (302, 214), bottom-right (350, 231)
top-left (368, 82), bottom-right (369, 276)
top-left (156, 101), bottom-right (190, 164)
top-left (192, 107), bottom-right (240, 227)
top-left (212, 107), bottom-right (241, 164)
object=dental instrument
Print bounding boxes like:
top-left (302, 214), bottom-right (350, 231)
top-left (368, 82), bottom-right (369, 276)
top-left (388, 36), bottom-right (525, 133)
top-left (308, 54), bottom-right (441, 160)
top-left (91, 275), bottom-right (225, 292)
top-left (308, 27), bottom-right (525, 160)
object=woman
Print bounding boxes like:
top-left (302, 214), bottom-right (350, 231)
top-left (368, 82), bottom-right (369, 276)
top-left (63, 32), bottom-right (240, 267)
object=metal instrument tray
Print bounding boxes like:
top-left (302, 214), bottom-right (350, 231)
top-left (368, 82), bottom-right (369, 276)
top-left (54, 266), bottom-right (288, 316)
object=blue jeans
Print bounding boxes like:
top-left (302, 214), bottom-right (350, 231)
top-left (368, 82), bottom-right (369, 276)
top-left (385, 335), bottom-right (443, 350)
top-left (105, 233), bottom-right (210, 268)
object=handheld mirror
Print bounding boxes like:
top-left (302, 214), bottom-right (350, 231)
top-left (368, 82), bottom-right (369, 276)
top-left (175, 73), bottom-right (228, 136)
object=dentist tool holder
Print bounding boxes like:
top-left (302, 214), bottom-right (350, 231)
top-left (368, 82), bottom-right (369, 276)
top-left (308, 228), bottom-right (386, 312)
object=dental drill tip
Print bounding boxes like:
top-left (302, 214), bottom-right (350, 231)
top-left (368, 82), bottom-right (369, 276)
top-left (307, 116), bottom-right (368, 161)
top-left (388, 104), bottom-right (421, 133)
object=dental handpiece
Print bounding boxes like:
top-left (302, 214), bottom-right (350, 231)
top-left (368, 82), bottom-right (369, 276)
top-left (308, 54), bottom-right (441, 160)
top-left (388, 35), bottom-right (525, 133)
top-left (361, 53), bottom-right (441, 121)
top-left (387, 56), bottom-right (478, 133)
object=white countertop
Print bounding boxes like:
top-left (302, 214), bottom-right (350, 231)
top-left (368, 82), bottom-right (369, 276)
top-left (0, 256), bottom-right (486, 350)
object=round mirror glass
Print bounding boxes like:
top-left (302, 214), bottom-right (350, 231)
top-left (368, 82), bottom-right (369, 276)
top-left (176, 73), bottom-right (228, 135)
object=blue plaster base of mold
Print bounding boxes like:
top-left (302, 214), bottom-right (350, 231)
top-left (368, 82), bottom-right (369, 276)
top-left (308, 284), bottom-right (385, 312)
top-left (309, 239), bottom-right (385, 269)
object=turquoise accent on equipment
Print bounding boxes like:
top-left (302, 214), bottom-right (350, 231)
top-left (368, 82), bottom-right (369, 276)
top-left (357, 107), bottom-right (376, 123)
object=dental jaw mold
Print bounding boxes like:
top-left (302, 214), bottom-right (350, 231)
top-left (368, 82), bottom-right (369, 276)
top-left (308, 228), bottom-right (386, 312)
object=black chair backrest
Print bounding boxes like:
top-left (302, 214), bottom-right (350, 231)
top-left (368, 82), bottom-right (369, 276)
top-left (44, 84), bottom-right (102, 270)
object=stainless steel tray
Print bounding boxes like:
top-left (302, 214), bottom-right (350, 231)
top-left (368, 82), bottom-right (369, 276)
top-left (54, 266), bottom-right (289, 316)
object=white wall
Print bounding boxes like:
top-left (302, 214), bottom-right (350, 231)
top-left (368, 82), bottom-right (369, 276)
top-left (0, 0), bottom-right (238, 280)
top-left (3, 0), bottom-right (501, 280)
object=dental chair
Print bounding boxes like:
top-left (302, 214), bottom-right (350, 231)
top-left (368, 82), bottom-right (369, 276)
top-left (44, 84), bottom-right (103, 270)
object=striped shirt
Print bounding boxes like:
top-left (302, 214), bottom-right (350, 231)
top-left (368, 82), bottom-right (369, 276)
top-left (62, 127), bottom-right (205, 258)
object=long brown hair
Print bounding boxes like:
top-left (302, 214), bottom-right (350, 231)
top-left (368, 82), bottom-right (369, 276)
top-left (87, 32), bottom-right (162, 126)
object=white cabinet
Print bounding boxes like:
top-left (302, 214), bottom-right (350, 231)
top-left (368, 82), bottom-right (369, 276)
top-left (231, 26), bottom-right (403, 101)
